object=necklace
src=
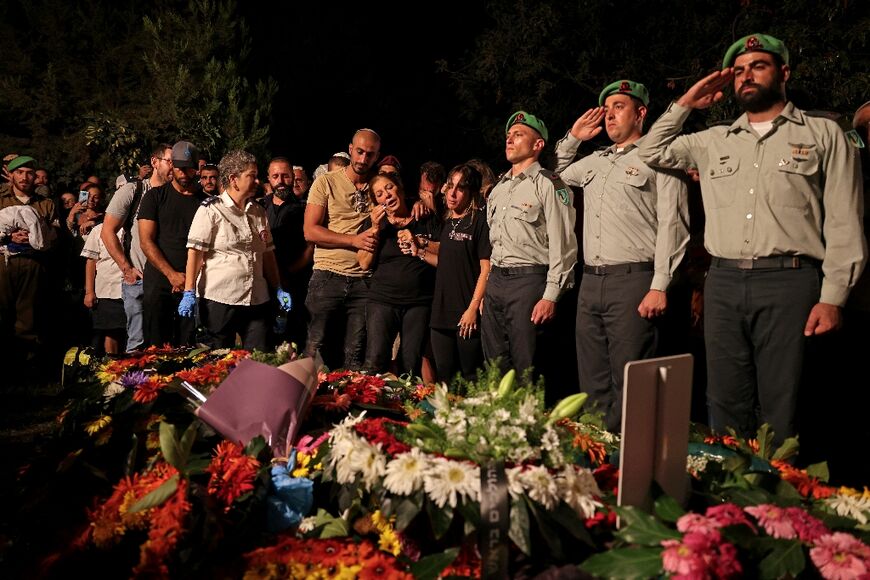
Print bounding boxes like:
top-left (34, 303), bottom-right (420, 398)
top-left (448, 208), bottom-right (471, 239)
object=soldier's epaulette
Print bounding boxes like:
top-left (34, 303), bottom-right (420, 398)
top-left (806, 110), bottom-right (866, 148)
top-left (539, 169), bottom-right (572, 206)
top-left (201, 195), bottom-right (222, 206)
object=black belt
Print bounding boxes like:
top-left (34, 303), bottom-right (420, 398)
top-left (711, 256), bottom-right (820, 270)
top-left (491, 265), bottom-right (548, 275)
top-left (583, 262), bottom-right (654, 276)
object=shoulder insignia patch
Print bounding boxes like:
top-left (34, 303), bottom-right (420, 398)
top-left (201, 196), bottom-right (221, 207)
top-left (806, 110), bottom-right (865, 148)
top-left (555, 187), bottom-right (570, 206)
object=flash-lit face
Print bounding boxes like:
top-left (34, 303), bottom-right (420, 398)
top-left (444, 172), bottom-right (472, 214)
top-left (505, 124), bottom-right (543, 164)
top-left (199, 168), bottom-right (219, 194)
top-left (603, 94), bottom-right (645, 146)
top-left (10, 167), bottom-right (35, 194)
top-left (370, 176), bottom-right (404, 213)
top-left (348, 132), bottom-right (381, 176)
top-left (232, 163), bottom-right (260, 197)
top-left (733, 51), bottom-right (788, 113)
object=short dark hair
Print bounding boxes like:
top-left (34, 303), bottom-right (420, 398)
top-left (419, 161), bottom-right (446, 185)
top-left (151, 142), bottom-right (172, 159)
top-left (268, 156), bottom-right (292, 167)
top-left (200, 164), bottom-right (219, 173)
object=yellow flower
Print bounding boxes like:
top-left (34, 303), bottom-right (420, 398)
top-left (292, 452), bottom-right (312, 478)
top-left (372, 510), bottom-right (402, 556)
top-left (335, 564), bottom-right (363, 579)
top-left (85, 415), bottom-right (112, 436)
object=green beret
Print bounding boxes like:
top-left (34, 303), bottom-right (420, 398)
top-left (722, 34), bottom-right (789, 68)
top-left (599, 80), bottom-right (649, 107)
top-left (6, 155), bottom-right (36, 172)
top-left (506, 111), bottom-right (549, 143)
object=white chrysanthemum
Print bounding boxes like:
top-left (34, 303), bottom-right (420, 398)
top-left (540, 427), bottom-right (565, 466)
top-left (505, 466), bottom-right (525, 500)
top-left (825, 493), bottom-right (870, 525)
top-left (103, 381), bottom-right (125, 398)
top-left (435, 409), bottom-right (468, 440)
top-left (384, 448), bottom-right (428, 496)
top-left (463, 394), bottom-right (491, 407)
top-left (424, 457), bottom-right (480, 508)
top-left (492, 408), bottom-right (511, 422)
top-left (353, 442), bottom-right (386, 491)
top-left (518, 394), bottom-right (539, 425)
top-left (518, 465), bottom-right (559, 510)
top-left (331, 436), bottom-right (363, 484)
top-left (558, 466), bottom-right (603, 518)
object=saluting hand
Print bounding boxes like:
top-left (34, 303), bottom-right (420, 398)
top-left (570, 107), bottom-right (605, 141)
top-left (677, 68), bottom-right (734, 110)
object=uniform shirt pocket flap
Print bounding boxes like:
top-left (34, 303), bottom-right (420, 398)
top-left (509, 203), bottom-right (541, 223)
top-left (709, 158), bottom-right (740, 179)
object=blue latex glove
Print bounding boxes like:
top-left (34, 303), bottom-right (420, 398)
top-left (276, 287), bottom-right (293, 312)
top-left (178, 289), bottom-right (196, 318)
top-left (266, 449), bottom-right (314, 531)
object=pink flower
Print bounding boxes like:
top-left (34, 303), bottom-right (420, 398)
top-left (785, 507), bottom-right (829, 543)
top-left (681, 530), bottom-right (721, 552)
top-left (810, 532), bottom-right (870, 580)
top-left (713, 542), bottom-right (743, 579)
top-left (661, 539), bottom-right (707, 578)
top-left (706, 503), bottom-right (756, 532)
top-left (677, 513), bottom-right (720, 535)
top-left (745, 504), bottom-right (796, 539)
top-left (296, 432), bottom-right (329, 455)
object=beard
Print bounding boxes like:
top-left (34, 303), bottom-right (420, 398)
top-left (273, 186), bottom-right (290, 200)
top-left (736, 82), bottom-right (785, 113)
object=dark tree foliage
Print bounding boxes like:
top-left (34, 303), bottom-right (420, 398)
top-left (0, 0), bottom-right (275, 185)
top-left (439, 0), bottom-right (870, 156)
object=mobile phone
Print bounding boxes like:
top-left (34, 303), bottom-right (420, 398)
top-left (78, 190), bottom-right (89, 203)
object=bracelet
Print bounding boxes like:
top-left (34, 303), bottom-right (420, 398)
top-left (418, 236), bottom-right (429, 248)
top-left (419, 247), bottom-right (427, 261)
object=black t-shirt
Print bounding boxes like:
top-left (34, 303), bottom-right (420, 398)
top-left (260, 195), bottom-right (307, 272)
top-left (430, 208), bottom-right (492, 329)
top-left (136, 182), bottom-right (207, 272)
top-left (365, 216), bottom-right (441, 306)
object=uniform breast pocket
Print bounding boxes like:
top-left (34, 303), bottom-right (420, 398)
top-left (509, 203), bottom-right (542, 225)
top-left (773, 151), bottom-right (819, 209)
top-left (705, 157), bottom-right (740, 208)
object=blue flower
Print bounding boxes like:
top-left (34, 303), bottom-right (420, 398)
top-left (266, 450), bottom-right (314, 532)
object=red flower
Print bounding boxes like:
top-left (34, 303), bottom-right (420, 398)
top-left (358, 550), bottom-right (412, 579)
top-left (772, 460), bottom-right (835, 499)
top-left (132, 378), bottom-right (165, 404)
top-left (593, 463), bottom-right (619, 493)
top-left (353, 418), bottom-right (411, 456)
top-left (205, 441), bottom-right (261, 511)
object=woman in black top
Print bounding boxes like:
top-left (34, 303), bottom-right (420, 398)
top-left (405, 164), bottom-right (491, 382)
top-left (358, 173), bottom-right (440, 375)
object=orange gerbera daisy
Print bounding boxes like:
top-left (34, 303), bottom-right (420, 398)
top-left (206, 441), bottom-right (262, 511)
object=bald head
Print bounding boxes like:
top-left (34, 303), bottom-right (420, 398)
top-left (348, 129), bottom-right (381, 176)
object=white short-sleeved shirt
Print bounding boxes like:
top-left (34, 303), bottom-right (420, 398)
top-left (81, 223), bottom-right (123, 299)
top-left (187, 192), bottom-right (275, 306)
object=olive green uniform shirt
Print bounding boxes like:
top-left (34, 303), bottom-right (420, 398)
top-left (638, 101), bottom-right (866, 306)
top-left (554, 133), bottom-right (689, 291)
top-left (486, 161), bottom-right (578, 302)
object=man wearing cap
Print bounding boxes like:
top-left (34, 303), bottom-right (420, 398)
top-left (137, 140), bottom-right (208, 346)
top-left (0, 155), bottom-right (59, 367)
top-left (102, 143), bottom-right (174, 351)
top-left (638, 34), bottom-right (866, 444)
top-left (303, 128), bottom-right (382, 369)
top-left (554, 81), bottom-right (690, 431)
top-left (482, 111), bottom-right (578, 379)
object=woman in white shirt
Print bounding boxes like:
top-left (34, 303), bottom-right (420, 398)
top-left (178, 150), bottom-right (291, 350)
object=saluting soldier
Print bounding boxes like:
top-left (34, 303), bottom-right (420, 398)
top-left (554, 80), bottom-right (690, 432)
top-left (638, 34), bottom-right (866, 444)
top-left (482, 111), bottom-right (578, 380)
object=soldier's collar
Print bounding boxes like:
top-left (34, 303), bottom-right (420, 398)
top-left (502, 160), bottom-right (542, 182)
top-left (729, 101), bottom-right (800, 134)
top-left (604, 135), bottom-right (643, 155)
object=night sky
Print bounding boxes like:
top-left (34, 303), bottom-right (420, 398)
top-left (244, 4), bottom-right (493, 181)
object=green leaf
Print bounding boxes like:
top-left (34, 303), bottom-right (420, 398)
top-left (426, 500), bottom-right (454, 540)
top-left (313, 508), bottom-right (349, 538)
top-left (722, 486), bottom-right (772, 507)
top-left (774, 480), bottom-right (803, 503)
top-left (179, 422), bottom-right (198, 464)
top-left (549, 502), bottom-right (594, 547)
top-left (159, 422), bottom-right (184, 470)
top-left (771, 437), bottom-right (800, 461)
top-left (580, 547), bottom-right (664, 580)
top-left (129, 474), bottom-right (179, 513)
top-left (805, 462), bottom-right (830, 482)
top-left (756, 424), bottom-right (775, 460)
top-left (394, 497), bottom-right (422, 531)
top-left (509, 497), bottom-right (532, 556)
top-left (527, 500), bottom-right (563, 559)
top-left (654, 495), bottom-right (686, 523)
top-left (245, 436), bottom-right (267, 458)
top-left (613, 507), bottom-right (680, 546)
top-left (758, 539), bottom-right (806, 579)
top-left (409, 547), bottom-right (460, 580)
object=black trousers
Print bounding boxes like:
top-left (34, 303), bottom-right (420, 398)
top-left (304, 270), bottom-right (369, 370)
top-left (481, 267), bottom-right (548, 376)
top-left (576, 269), bottom-right (657, 432)
top-left (363, 301), bottom-right (430, 376)
top-left (142, 264), bottom-right (196, 347)
top-left (430, 327), bottom-right (483, 383)
top-left (199, 298), bottom-right (270, 351)
top-left (704, 264), bottom-right (819, 444)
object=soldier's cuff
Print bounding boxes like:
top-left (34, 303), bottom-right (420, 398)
top-left (665, 101), bottom-right (693, 121)
top-left (819, 281), bottom-right (849, 307)
top-left (543, 284), bottom-right (561, 303)
top-left (186, 238), bottom-right (212, 252)
top-left (651, 273), bottom-right (671, 292)
top-left (558, 132), bottom-right (583, 149)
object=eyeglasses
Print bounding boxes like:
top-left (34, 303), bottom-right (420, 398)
top-left (156, 158), bottom-right (173, 164)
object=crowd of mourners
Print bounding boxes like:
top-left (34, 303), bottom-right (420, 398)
top-left (2, 34), bottom-right (869, 455)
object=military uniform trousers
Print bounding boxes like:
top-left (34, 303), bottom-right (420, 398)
top-left (0, 254), bottom-right (45, 357)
